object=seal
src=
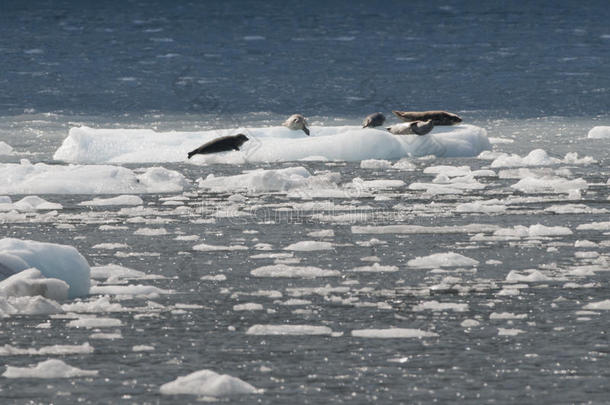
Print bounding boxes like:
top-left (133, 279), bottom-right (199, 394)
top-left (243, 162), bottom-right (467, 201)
top-left (187, 134), bottom-right (249, 159)
top-left (282, 114), bottom-right (310, 135)
top-left (362, 112), bottom-right (386, 128)
top-left (387, 120), bottom-right (434, 136)
top-left (392, 110), bottom-right (462, 125)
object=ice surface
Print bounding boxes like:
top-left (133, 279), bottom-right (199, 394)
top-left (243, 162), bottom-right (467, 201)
top-left (160, 369), bottom-right (259, 396)
top-left (0, 141), bottom-right (13, 155)
top-left (407, 252), bottom-right (479, 268)
top-left (0, 161), bottom-right (187, 194)
top-left (250, 264), bottom-right (340, 278)
top-left (351, 328), bottom-right (438, 338)
top-left (246, 324), bottom-right (333, 335)
top-left (511, 176), bottom-right (587, 194)
top-left (0, 196), bottom-right (62, 211)
top-left (54, 124), bottom-right (490, 164)
top-left (198, 166), bottom-right (339, 194)
top-left (79, 195), bottom-right (144, 206)
top-left (0, 238), bottom-right (90, 298)
top-left (352, 224), bottom-right (499, 235)
top-left (0, 268), bottom-right (69, 301)
top-left (412, 300), bottom-right (468, 312)
top-left (505, 270), bottom-right (550, 283)
top-left (491, 149), bottom-right (561, 168)
top-left (587, 126), bottom-right (610, 138)
top-left (2, 359), bottom-right (98, 378)
top-left (0, 342), bottom-right (93, 356)
top-left (67, 316), bottom-right (122, 328)
top-left (89, 284), bottom-right (172, 297)
top-left (283, 241), bottom-right (333, 251)
top-left (192, 243), bottom-right (248, 251)
top-left (582, 300), bottom-right (610, 310)
top-left (0, 295), bottom-right (63, 317)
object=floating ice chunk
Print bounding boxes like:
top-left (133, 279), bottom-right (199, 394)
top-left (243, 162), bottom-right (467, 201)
top-left (587, 126), bottom-right (610, 139)
top-left (423, 165), bottom-right (472, 177)
top-left (0, 342), bottom-right (93, 356)
top-left (192, 243), bottom-right (248, 251)
top-left (11, 196), bottom-right (62, 211)
top-left (574, 240), bottom-right (598, 248)
top-left (563, 152), bottom-right (596, 165)
top-left (233, 303), bottom-right (263, 311)
top-left (408, 252), bottom-right (479, 268)
top-left (498, 328), bottom-right (525, 336)
top-left (132, 345), bottom-right (155, 352)
top-left (79, 195), bottom-right (144, 206)
top-left (198, 166), bottom-right (340, 194)
top-left (576, 221), bottom-right (610, 231)
top-left (0, 161), bottom-right (187, 194)
top-left (349, 263), bottom-right (399, 273)
top-left (134, 227), bottom-right (168, 236)
top-left (92, 243), bottom-right (129, 250)
top-left (461, 319), bottom-right (480, 328)
top-left (307, 229), bottom-right (334, 238)
top-left (67, 316), bottom-right (122, 328)
top-left (90, 264), bottom-right (151, 281)
top-left (0, 295), bottom-right (63, 316)
top-left (0, 141), bottom-right (13, 155)
top-left (89, 284), bottom-right (172, 297)
top-left (283, 241), bottom-right (333, 251)
top-left (490, 149), bottom-right (561, 168)
top-left (2, 359), bottom-right (98, 378)
top-left (0, 238), bottom-right (90, 298)
top-left (201, 274), bottom-right (227, 281)
top-left (61, 296), bottom-right (125, 313)
top-left (351, 328), bottom-right (438, 338)
top-left (505, 270), bottom-right (550, 283)
top-left (246, 324), bottom-right (333, 336)
top-left (56, 124), bottom-right (489, 164)
top-left (583, 300), bottom-right (610, 310)
top-left (251, 264), bottom-right (340, 278)
top-left (160, 369), bottom-right (259, 396)
top-left (0, 268), bottom-right (69, 301)
top-left (360, 159), bottom-right (392, 169)
top-left (352, 224), bottom-right (499, 234)
top-left (490, 312), bottom-right (528, 320)
top-left (545, 204), bottom-right (608, 214)
top-left (511, 176), bottom-right (587, 194)
top-left (456, 199), bottom-right (507, 213)
top-left (412, 300), bottom-right (468, 312)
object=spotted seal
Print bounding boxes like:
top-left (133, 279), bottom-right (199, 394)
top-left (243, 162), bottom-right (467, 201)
top-left (362, 112), bottom-right (386, 128)
top-left (187, 134), bottom-right (249, 159)
top-left (392, 110), bottom-right (462, 125)
top-left (282, 114), bottom-right (310, 135)
top-left (386, 120), bottom-right (434, 136)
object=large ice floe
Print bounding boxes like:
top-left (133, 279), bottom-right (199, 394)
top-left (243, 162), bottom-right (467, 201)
top-left (54, 124), bottom-right (490, 164)
top-left (0, 160), bottom-right (187, 194)
top-left (0, 238), bottom-right (90, 299)
top-left (587, 126), bottom-right (610, 139)
top-left (160, 369), bottom-right (259, 397)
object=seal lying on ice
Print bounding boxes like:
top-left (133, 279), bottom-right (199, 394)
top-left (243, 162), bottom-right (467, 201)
top-left (386, 120), bottom-right (434, 136)
top-left (282, 114), bottom-right (310, 135)
top-left (392, 110), bottom-right (462, 125)
top-left (187, 134), bottom-right (249, 159)
top-left (362, 112), bottom-right (386, 128)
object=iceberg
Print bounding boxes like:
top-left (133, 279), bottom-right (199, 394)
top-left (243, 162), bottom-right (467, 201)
top-left (0, 238), bottom-right (90, 298)
top-left (587, 126), bottom-right (610, 139)
top-left (54, 124), bottom-right (490, 164)
top-left (0, 161), bottom-right (187, 194)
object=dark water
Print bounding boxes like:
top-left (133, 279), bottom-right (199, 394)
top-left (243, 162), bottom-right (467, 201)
top-left (1, 0), bottom-right (609, 118)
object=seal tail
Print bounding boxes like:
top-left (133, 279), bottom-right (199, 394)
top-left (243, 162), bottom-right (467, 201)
top-left (187, 150), bottom-right (195, 159)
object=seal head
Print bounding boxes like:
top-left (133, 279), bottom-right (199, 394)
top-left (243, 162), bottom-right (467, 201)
top-left (362, 112), bottom-right (386, 128)
top-left (283, 114), bottom-right (310, 136)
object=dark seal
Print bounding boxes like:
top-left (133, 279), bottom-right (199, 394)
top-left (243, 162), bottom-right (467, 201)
top-left (386, 120), bottom-right (434, 136)
top-left (362, 112), bottom-right (386, 128)
top-left (187, 134), bottom-right (249, 159)
top-left (392, 110), bottom-right (462, 125)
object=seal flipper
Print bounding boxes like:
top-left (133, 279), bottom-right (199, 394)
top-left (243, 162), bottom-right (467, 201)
top-left (302, 127), bottom-right (310, 136)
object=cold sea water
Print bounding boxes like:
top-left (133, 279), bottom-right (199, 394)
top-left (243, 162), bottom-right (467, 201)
top-left (1, 0), bottom-right (610, 404)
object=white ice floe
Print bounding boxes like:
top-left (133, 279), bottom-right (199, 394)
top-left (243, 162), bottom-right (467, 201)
top-left (198, 166), bottom-right (340, 194)
top-left (79, 195), bottom-right (144, 206)
top-left (456, 199), bottom-right (508, 213)
top-left (576, 221), bottom-right (610, 231)
top-left (192, 243), bottom-right (248, 252)
top-left (505, 269), bottom-right (550, 283)
top-left (0, 238), bottom-right (90, 298)
top-left (511, 175), bottom-right (587, 195)
top-left (360, 159), bottom-right (393, 169)
top-left (582, 300), bottom-right (610, 310)
top-left (352, 224), bottom-right (499, 235)
top-left (412, 300), bottom-right (468, 312)
top-left (488, 224), bottom-right (573, 240)
top-left (92, 243), bottom-right (129, 250)
top-left (61, 296), bottom-right (126, 313)
top-left (89, 284), bottom-right (172, 297)
top-left (491, 149), bottom-right (560, 168)
top-left (233, 303), bottom-right (264, 311)
top-left (250, 264), bottom-right (340, 278)
top-left (0, 268), bottom-right (69, 301)
top-left (0, 196), bottom-right (62, 211)
top-left (0, 342), bottom-right (93, 356)
top-left (0, 141), bottom-right (13, 155)
top-left (351, 328), bottom-right (438, 338)
top-left (307, 229), bottom-right (335, 238)
top-left (54, 124), bottom-right (490, 164)
top-left (246, 324), bottom-right (333, 336)
top-left (160, 369), bottom-right (259, 396)
top-left (283, 241), bottom-right (333, 251)
top-left (497, 328), bottom-right (525, 336)
top-left (134, 227), bottom-right (168, 236)
top-left (2, 359), bottom-right (98, 378)
top-left (407, 252), bottom-right (479, 268)
top-left (349, 263), bottom-right (399, 273)
top-left (490, 312), bottom-right (528, 320)
top-left (67, 316), bottom-right (122, 328)
top-left (0, 295), bottom-right (63, 317)
top-left (0, 161), bottom-right (187, 194)
top-left (587, 126), bottom-right (610, 139)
